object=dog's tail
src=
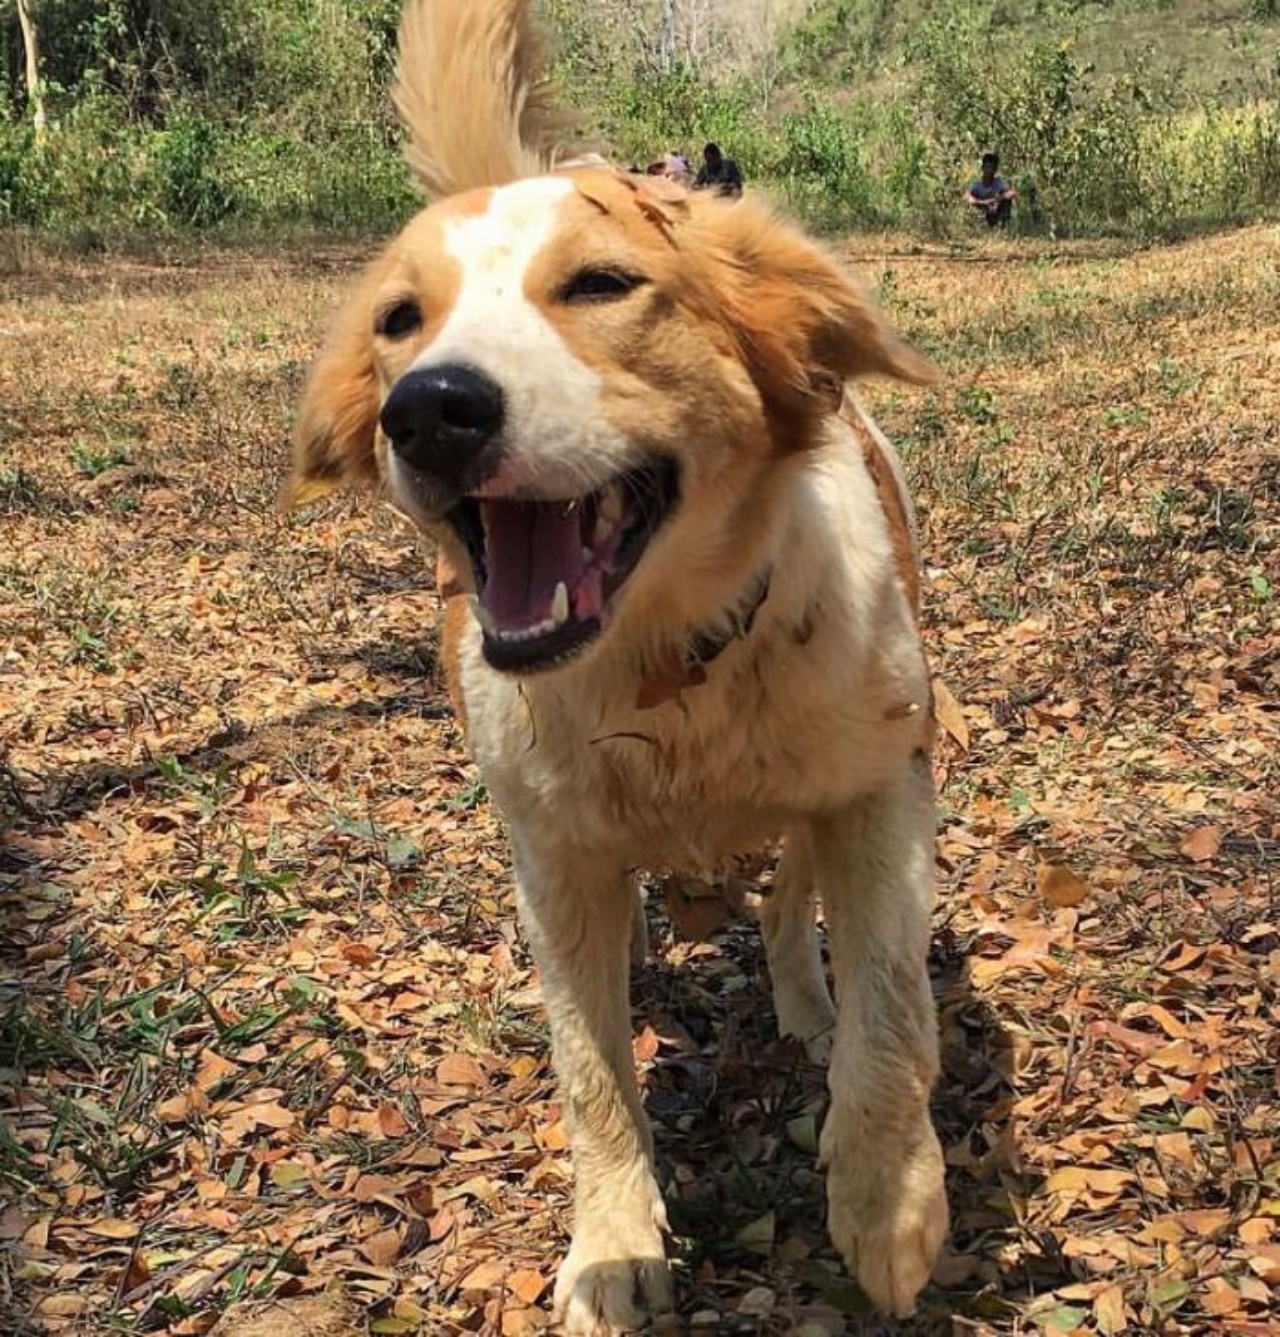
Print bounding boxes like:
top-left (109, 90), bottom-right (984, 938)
top-left (393, 0), bottom-right (576, 199)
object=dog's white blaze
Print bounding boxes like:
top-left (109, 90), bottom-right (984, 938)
top-left (412, 176), bottom-right (634, 496)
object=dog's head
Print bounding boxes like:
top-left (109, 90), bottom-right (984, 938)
top-left (289, 169), bottom-right (932, 673)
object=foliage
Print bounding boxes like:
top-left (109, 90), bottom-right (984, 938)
top-left (0, 0), bottom-right (412, 238)
top-left (908, 8), bottom-right (1280, 233)
top-left (0, 0), bottom-right (1278, 238)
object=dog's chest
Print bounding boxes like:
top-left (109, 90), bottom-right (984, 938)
top-left (466, 619), bottom-right (929, 869)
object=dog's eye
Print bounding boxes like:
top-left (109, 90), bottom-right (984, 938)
top-left (559, 269), bottom-right (645, 305)
top-left (376, 300), bottom-right (423, 339)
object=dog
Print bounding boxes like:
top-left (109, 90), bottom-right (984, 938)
top-left (287, 1), bottom-right (948, 1330)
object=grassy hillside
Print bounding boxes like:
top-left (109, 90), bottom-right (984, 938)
top-left (555, 0), bottom-right (1280, 237)
top-left (782, 0), bottom-right (1280, 101)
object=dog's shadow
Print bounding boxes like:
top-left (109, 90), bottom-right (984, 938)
top-left (629, 902), bottom-right (1055, 1333)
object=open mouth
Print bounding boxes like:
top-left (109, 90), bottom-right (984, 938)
top-left (445, 458), bottom-right (680, 672)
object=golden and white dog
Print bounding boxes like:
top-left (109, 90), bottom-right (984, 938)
top-left (288, 1), bottom-right (948, 1330)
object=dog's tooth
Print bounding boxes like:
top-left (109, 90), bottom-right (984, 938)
top-left (599, 484), bottom-right (623, 526)
top-left (551, 582), bottom-right (569, 627)
top-left (593, 513), bottom-right (612, 546)
top-left (469, 596), bottom-right (498, 638)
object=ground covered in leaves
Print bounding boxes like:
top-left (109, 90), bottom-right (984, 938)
top-left (1, 224), bottom-right (1277, 1337)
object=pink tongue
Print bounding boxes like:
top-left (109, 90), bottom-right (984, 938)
top-left (479, 499), bottom-right (587, 629)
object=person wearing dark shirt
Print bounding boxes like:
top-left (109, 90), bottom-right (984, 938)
top-left (693, 143), bottom-right (744, 199)
top-left (965, 152), bottom-right (1017, 227)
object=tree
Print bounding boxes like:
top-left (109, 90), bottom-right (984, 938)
top-left (15, 0), bottom-right (46, 137)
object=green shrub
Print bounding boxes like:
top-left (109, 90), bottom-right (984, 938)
top-left (152, 113), bottom-right (235, 227)
top-left (778, 100), bottom-right (878, 228)
top-left (0, 122), bottom-right (33, 222)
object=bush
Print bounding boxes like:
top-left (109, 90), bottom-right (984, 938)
top-left (910, 15), bottom-right (1149, 233)
top-left (153, 113), bottom-right (235, 227)
top-left (0, 122), bottom-right (33, 222)
top-left (12, 96), bottom-right (162, 235)
top-left (0, 99), bottom-right (416, 239)
top-left (778, 100), bottom-right (877, 228)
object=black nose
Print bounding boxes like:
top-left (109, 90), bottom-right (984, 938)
top-left (380, 364), bottom-right (505, 487)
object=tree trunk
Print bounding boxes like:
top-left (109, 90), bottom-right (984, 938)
top-left (658, 0), bottom-right (676, 72)
top-left (16, 0), bottom-right (47, 138)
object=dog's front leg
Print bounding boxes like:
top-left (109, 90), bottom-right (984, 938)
top-left (514, 840), bottom-right (672, 1335)
top-left (808, 766), bottom-right (947, 1317)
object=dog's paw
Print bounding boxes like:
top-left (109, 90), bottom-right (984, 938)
top-left (553, 1223), bottom-right (673, 1336)
top-left (824, 1121), bottom-right (947, 1317)
top-left (772, 982), bottom-right (836, 1064)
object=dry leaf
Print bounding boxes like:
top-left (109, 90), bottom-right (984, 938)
top-left (1246, 1243), bottom-right (1280, 1284)
top-left (1037, 862), bottom-right (1091, 908)
top-left (1179, 824), bottom-right (1223, 862)
top-left (246, 1100), bottom-right (297, 1130)
top-left (194, 1051), bottom-right (241, 1093)
top-left (661, 874), bottom-right (736, 941)
top-left (500, 1308), bottom-right (543, 1337)
top-left (120, 1249), bottom-right (151, 1294)
top-left (341, 942), bottom-right (379, 966)
top-left (931, 1251), bottom-right (980, 1287)
top-left (932, 676), bottom-right (970, 750)
top-left (378, 1101), bottom-right (410, 1137)
top-left (539, 1121), bottom-right (569, 1151)
top-left (83, 1217), bottom-right (141, 1240)
top-left (633, 1026), bottom-right (660, 1063)
top-left (1093, 1283), bottom-right (1127, 1334)
top-left (734, 1212), bottom-right (776, 1257)
top-left (358, 1227), bottom-right (403, 1268)
top-left (157, 1092), bottom-right (195, 1123)
top-left (1200, 1279), bottom-right (1242, 1317)
top-left (37, 1295), bottom-right (90, 1318)
top-left (436, 1054), bottom-right (486, 1089)
top-left (459, 1258), bottom-right (507, 1293)
top-left (507, 1269), bottom-right (548, 1305)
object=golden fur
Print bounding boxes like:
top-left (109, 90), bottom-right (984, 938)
top-left (287, 3), bottom-right (950, 1331)
top-left (393, 0), bottom-right (576, 198)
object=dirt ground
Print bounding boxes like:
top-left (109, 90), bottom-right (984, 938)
top-left (1, 225), bottom-right (1277, 1337)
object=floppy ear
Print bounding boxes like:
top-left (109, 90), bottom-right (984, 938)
top-left (283, 273), bottom-right (384, 508)
top-left (690, 201), bottom-right (935, 444)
